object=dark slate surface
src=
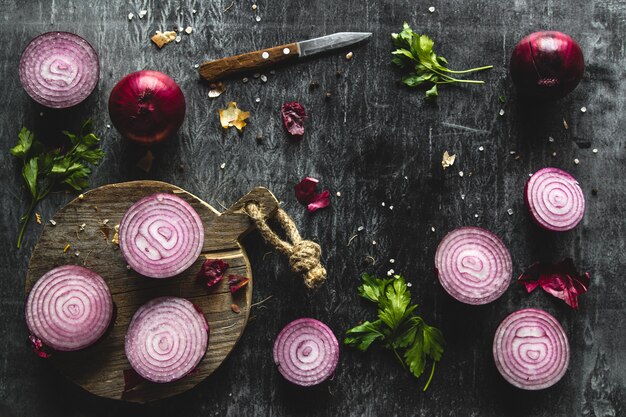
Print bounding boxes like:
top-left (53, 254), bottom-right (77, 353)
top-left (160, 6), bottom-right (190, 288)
top-left (0, 0), bottom-right (624, 416)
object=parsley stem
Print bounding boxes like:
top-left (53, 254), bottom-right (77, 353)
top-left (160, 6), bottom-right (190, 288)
top-left (17, 197), bottom-right (37, 248)
top-left (427, 66), bottom-right (486, 84)
top-left (438, 65), bottom-right (494, 74)
top-left (392, 348), bottom-right (406, 369)
top-left (422, 362), bottom-right (437, 392)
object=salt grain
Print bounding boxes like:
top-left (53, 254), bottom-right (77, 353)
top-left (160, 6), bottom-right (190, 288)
top-left (389, 259), bottom-right (395, 263)
top-left (220, 163), bottom-right (226, 169)
top-left (49, 219), bottom-right (57, 226)
top-left (581, 106), bottom-right (587, 113)
top-left (548, 136), bottom-right (555, 143)
top-left (128, 12), bottom-right (134, 21)
top-left (252, 4), bottom-right (258, 10)
top-left (75, 251), bottom-right (80, 257)
top-left (574, 158), bottom-right (580, 165)
top-left (242, 77), bottom-right (249, 83)
top-left (103, 219), bottom-right (110, 225)
top-left (499, 109), bottom-right (505, 116)
top-left (79, 223), bottom-right (86, 231)
top-left (106, 124), bottom-right (111, 129)
top-left (458, 171), bottom-right (464, 177)
top-left (255, 97), bottom-right (261, 103)
top-left (593, 148), bottom-right (598, 153)
top-left (478, 146), bottom-right (484, 151)
top-left (387, 269), bottom-right (395, 276)
top-left (381, 202), bottom-right (385, 207)
top-left (194, 64), bottom-right (199, 69)
top-left (474, 213), bottom-right (479, 218)
top-left (345, 51), bottom-right (353, 60)
top-left (460, 193), bottom-right (466, 200)
top-left (407, 282), bottom-right (413, 287)
top-left (192, 9), bottom-right (197, 14)
top-left (184, 26), bottom-right (193, 34)
top-left (428, 6), bottom-right (435, 12)
top-left (552, 152), bottom-right (557, 157)
top-left (138, 10), bottom-right (147, 18)
top-left (253, 73), bottom-right (260, 79)
top-left (507, 208), bottom-right (514, 216)
top-left (175, 36), bottom-right (182, 43)
top-left (336, 191), bottom-right (341, 197)
top-left (389, 206), bottom-right (394, 210)
top-left (372, 240), bottom-right (377, 245)
top-left (431, 226), bottom-right (435, 232)
top-left (260, 74), bottom-right (268, 83)
top-left (357, 226), bottom-right (364, 232)
top-left (255, 15), bottom-right (261, 22)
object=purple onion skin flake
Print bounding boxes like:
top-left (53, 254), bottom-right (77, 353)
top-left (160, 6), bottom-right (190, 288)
top-left (19, 32), bottom-right (100, 108)
top-left (273, 318), bottom-right (339, 387)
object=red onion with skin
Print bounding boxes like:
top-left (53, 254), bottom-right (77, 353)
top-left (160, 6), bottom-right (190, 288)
top-left (25, 265), bottom-right (113, 351)
top-left (493, 308), bottom-right (570, 390)
top-left (108, 70), bottom-right (185, 144)
top-left (273, 318), bottom-right (339, 387)
top-left (525, 167), bottom-right (585, 232)
top-left (125, 297), bottom-right (209, 383)
top-left (435, 226), bottom-right (512, 305)
top-left (19, 32), bottom-right (99, 108)
top-left (510, 31), bottom-right (584, 100)
top-left (119, 193), bottom-right (204, 278)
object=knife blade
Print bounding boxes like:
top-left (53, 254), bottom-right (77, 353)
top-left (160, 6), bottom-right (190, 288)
top-left (198, 32), bottom-right (372, 81)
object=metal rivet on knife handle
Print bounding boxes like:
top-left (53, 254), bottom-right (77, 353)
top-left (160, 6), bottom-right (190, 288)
top-left (198, 43), bottom-right (300, 81)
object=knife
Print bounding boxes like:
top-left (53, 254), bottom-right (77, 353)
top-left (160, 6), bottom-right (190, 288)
top-left (198, 32), bottom-right (372, 81)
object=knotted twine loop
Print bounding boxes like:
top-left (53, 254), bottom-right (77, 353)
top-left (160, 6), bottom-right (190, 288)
top-left (244, 202), bottom-right (327, 289)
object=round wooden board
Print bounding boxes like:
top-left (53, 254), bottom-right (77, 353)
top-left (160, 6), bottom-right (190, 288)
top-left (25, 181), bottom-right (279, 403)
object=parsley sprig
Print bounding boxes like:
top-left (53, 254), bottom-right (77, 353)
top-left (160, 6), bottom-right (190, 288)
top-left (10, 119), bottom-right (104, 248)
top-left (392, 22), bottom-right (493, 99)
top-left (345, 273), bottom-right (445, 391)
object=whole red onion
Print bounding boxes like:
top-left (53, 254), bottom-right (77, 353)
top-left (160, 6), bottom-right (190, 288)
top-left (510, 31), bottom-right (584, 100)
top-left (108, 70), bottom-right (186, 144)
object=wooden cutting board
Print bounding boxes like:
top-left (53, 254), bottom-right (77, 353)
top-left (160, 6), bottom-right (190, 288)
top-left (24, 180), bottom-right (279, 403)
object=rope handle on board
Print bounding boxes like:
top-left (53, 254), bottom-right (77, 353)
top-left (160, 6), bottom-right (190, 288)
top-left (243, 202), bottom-right (327, 289)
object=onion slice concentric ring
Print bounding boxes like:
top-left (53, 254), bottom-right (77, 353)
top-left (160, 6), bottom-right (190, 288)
top-left (124, 297), bottom-right (209, 383)
top-left (25, 265), bottom-right (113, 351)
top-left (435, 226), bottom-right (512, 305)
top-left (119, 193), bottom-right (205, 278)
top-left (525, 167), bottom-right (585, 232)
top-left (273, 318), bottom-right (339, 387)
top-left (493, 308), bottom-right (570, 390)
top-left (19, 32), bottom-right (99, 108)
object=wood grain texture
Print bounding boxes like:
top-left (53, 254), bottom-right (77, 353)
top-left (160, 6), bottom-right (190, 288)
top-left (199, 43), bottom-right (299, 81)
top-left (24, 181), bottom-right (278, 403)
top-left (0, 0), bottom-right (624, 416)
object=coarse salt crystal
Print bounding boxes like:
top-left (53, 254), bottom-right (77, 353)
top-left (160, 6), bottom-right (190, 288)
top-left (407, 282), bottom-right (413, 287)
top-left (458, 171), bottom-right (464, 177)
top-left (103, 219), bottom-right (110, 225)
top-left (357, 226), bottom-right (364, 232)
top-left (106, 124), bottom-right (111, 129)
top-left (49, 219), bottom-right (57, 226)
top-left (255, 15), bottom-right (261, 22)
top-left (75, 251), bottom-right (80, 257)
top-left (128, 12), bottom-right (134, 21)
top-left (242, 77), bottom-right (249, 83)
top-left (548, 136), bottom-right (555, 142)
top-left (592, 148), bottom-right (598, 153)
top-left (428, 6), bottom-right (435, 12)
top-left (138, 10), bottom-right (147, 18)
top-left (346, 51), bottom-right (353, 60)
top-left (507, 208), bottom-right (514, 216)
top-left (474, 213), bottom-right (479, 218)
top-left (387, 269), bottom-right (395, 276)
top-left (389, 259), bottom-right (395, 263)
top-left (255, 97), bottom-right (261, 103)
top-left (552, 152), bottom-right (557, 157)
top-left (260, 74), bottom-right (268, 82)
top-left (499, 109), bottom-right (505, 116)
top-left (336, 191), bottom-right (341, 197)
top-left (460, 193), bottom-right (466, 200)
top-left (80, 223), bottom-right (86, 231)
top-left (574, 158), bottom-right (580, 165)
top-left (389, 205), bottom-right (394, 210)
top-left (478, 146), bottom-right (484, 151)
top-left (194, 64), bottom-right (199, 69)
top-left (381, 202), bottom-right (385, 207)
top-left (581, 106), bottom-right (587, 113)
top-left (185, 26), bottom-right (193, 34)
top-left (192, 9), bottom-right (197, 14)
top-left (175, 36), bottom-right (182, 43)
top-left (372, 240), bottom-right (377, 245)
top-left (220, 163), bottom-right (226, 169)
top-left (431, 226), bottom-right (435, 232)
top-left (252, 4), bottom-right (257, 10)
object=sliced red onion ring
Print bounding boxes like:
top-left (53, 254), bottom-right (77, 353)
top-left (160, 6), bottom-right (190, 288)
top-left (125, 297), bottom-right (209, 383)
top-left (273, 318), bottom-right (339, 387)
top-left (119, 193), bottom-right (205, 278)
top-left (493, 308), bottom-right (570, 390)
top-left (19, 32), bottom-right (99, 108)
top-left (435, 226), bottom-right (512, 305)
top-left (525, 167), bottom-right (585, 232)
top-left (25, 265), bottom-right (113, 351)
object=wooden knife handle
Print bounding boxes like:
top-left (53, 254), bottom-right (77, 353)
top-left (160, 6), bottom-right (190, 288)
top-left (199, 43), bottom-right (300, 81)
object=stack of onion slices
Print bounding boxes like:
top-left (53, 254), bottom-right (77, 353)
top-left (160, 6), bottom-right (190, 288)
top-left (25, 265), bottom-right (113, 351)
top-left (493, 308), bottom-right (570, 390)
top-left (125, 297), bottom-right (209, 383)
top-left (435, 226), bottom-right (512, 305)
top-left (273, 318), bottom-right (339, 387)
top-left (119, 193), bottom-right (205, 278)
top-left (525, 167), bottom-right (585, 232)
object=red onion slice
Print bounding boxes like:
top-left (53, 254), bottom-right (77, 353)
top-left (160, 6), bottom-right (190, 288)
top-left (435, 226), bottom-right (512, 305)
top-left (19, 32), bottom-right (99, 108)
top-left (125, 297), bottom-right (209, 383)
top-left (273, 318), bottom-right (339, 387)
top-left (525, 167), bottom-right (585, 232)
top-left (119, 193), bottom-right (205, 278)
top-left (25, 265), bottom-right (113, 351)
top-left (493, 308), bottom-right (570, 390)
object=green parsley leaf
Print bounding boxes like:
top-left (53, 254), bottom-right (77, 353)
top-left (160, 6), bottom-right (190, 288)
top-left (345, 273), bottom-right (445, 390)
top-left (11, 120), bottom-right (104, 248)
top-left (391, 22), bottom-right (493, 99)
top-left (10, 128), bottom-right (35, 159)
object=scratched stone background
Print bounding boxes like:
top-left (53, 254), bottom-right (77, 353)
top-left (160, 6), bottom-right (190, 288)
top-left (0, 0), bottom-right (624, 416)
